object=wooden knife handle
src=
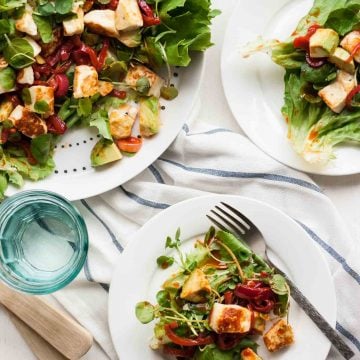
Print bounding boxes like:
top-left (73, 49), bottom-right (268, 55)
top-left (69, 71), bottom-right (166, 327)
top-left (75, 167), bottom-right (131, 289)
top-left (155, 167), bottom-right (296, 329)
top-left (0, 282), bottom-right (93, 360)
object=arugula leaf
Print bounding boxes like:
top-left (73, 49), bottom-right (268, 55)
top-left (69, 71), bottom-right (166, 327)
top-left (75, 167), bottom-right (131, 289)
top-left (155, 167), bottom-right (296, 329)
top-left (30, 134), bottom-right (53, 165)
top-left (3, 36), bottom-right (35, 69)
top-left (89, 110), bottom-right (112, 140)
top-left (33, 14), bottom-right (53, 43)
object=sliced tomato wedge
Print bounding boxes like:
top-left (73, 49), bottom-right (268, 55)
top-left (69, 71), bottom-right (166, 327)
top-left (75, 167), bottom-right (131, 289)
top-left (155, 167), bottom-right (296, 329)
top-left (116, 137), bottom-right (142, 153)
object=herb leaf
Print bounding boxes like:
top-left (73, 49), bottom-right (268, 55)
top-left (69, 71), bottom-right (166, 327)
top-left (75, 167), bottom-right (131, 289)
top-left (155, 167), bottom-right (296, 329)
top-left (54, 0), bottom-right (73, 15)
top-left (135, 301), bottom-right (155, 324)
top-left (33, 14), bottom-right (53, 43)
top-left (0, 67), bottom-right (16, 91)
top-left (156, 255), bottom-right (174, 269)
top-left (31, 134), bottom-right (53, 165)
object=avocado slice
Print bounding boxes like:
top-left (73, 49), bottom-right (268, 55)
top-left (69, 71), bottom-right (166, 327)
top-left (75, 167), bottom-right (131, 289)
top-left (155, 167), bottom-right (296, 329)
top-left (91, 138), bottom-right (122, 167)
top-left (309, 28), bottom-right (339, 58)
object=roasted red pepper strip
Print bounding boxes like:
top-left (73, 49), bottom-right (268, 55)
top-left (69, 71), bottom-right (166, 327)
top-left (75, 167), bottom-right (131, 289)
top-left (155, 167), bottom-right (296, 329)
top-left (111, 89), bottom-right (127, 99)
top-left (97, 39), bottom-right (110, 70)
top-left (346, 85), bottom-right (360, 107)
top-left (234, 284), bottom-right (273, 301)
top-left (293, 24), bottom-right (320, 50)
top-left (164, 322), bottom-right (214, 347)
top-left (252, 299), bottom-right (275, 313)
top-left (138, 0), bottom-right (161, 27)
top-left (224, 291), bottom-right (233, 305)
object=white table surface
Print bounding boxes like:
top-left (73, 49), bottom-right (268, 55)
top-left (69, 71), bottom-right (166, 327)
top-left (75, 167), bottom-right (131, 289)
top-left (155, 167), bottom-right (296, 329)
top-left (1, 0), bottom-right (359, 358)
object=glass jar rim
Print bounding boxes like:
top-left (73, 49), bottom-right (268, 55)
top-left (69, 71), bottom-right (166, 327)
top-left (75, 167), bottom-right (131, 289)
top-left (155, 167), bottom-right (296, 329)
top-left (0, 190), bottom-right (88, 294)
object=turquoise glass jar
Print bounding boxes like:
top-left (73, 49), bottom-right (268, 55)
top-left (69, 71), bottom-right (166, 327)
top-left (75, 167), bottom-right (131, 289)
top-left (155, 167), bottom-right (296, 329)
top-left (0, 191), bottom-right (88, 294)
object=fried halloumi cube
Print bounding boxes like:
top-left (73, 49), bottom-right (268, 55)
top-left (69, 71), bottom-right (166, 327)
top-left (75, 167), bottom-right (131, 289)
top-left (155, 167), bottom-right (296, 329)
top-left (125, 65), bottom-right (165, 97)
top-left (98, 81), bottom-right (114, 96)
top-left (9, 105), bottom-right (47, 138)
top-left (115, 0), bottom-right (143, 32)
top-left (84, 10), bottom-right (120, 39)
top-left (209, 303), bottom-right (252, 334)
top-left (340, 31), bottom-right (360, 63)
top-left (263, 319), bottom-right (294, 352)
top-left (63, 3), bottom-right (84, 36)
top-left (26, 86), bottom-right (54, 118)
top-left (180, 269), bottom-right (211, 303)
top-left (73, 65), bottom-right (99, 98)
top-left (241, 348), bottom-right (262, 360)
top-left (15, 4), bottom-right (37, 37)
top-left (24, 36), bottom-right (42, 57)
top-left (319, 70), bottom-right (355, 113)
top-left (17, 66), bottom-right (34, 85)
top-left (109, 104), bottom-right (138, 139)
top-left (0, 99), bottom-right (15, 122)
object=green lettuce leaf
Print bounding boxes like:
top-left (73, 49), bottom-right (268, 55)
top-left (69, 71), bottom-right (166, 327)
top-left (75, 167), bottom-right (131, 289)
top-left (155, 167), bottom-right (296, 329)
top-left (143, 0), bottom-right (218, 66)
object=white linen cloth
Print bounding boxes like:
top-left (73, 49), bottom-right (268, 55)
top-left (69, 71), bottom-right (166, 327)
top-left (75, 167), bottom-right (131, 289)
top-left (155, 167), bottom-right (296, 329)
top-left (51, 121), bottom-right (360, 360)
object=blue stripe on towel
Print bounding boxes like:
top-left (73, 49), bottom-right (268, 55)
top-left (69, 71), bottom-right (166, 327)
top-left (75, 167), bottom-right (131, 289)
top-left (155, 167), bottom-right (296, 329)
top-left (148, 164), bottom-right (165, 184)
top-left (84, 259), bottom-right (109, 292)
top-left (336, 322), bottom-right (360, 351)
top-left (120, 186), bottom-right (170, 209)
top-left (298, 222), bottom-right (360, 285)
top-left (186, 128), bottom-right (233, 136)
top-left (158, 158), bottom-right (322, 193)
top-left (80, 199), bottom-right (123, 253)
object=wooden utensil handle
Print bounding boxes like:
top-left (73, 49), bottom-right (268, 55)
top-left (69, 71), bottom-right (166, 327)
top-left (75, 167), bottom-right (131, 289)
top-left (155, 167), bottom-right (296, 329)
top-left (0, 282), bottom-right (93, 360)
top-left (9, 312), bottom-right (68, 360)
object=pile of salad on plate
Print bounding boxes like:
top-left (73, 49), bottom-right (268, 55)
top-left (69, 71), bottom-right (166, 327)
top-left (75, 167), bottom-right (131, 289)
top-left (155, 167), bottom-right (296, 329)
top-left (135, 227), bottom-right (294, 359)
top-left (0, 0), bottom-right (218, 198)
top-left (244, 0), bottom-right (360, 164)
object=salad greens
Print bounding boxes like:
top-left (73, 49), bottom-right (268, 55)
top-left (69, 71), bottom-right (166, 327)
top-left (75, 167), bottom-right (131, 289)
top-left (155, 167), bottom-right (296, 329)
top-left (0, 0), bottom-right (218, 199)
top-left (136, 227), bottom-right (293, 359)
top-left (244, 0), bottom-right (360, 163)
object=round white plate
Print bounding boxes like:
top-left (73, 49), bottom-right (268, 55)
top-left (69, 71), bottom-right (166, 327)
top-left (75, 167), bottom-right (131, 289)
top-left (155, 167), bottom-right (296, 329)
top-left (221, 0), bottom-right (360, 175)
top-left (6, 54), bottom-right (204, 200)
top-left (109, 195), bottom-right (336, 359)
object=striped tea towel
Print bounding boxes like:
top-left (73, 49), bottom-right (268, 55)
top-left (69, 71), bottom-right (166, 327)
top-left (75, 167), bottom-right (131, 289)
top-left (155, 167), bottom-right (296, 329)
top-left (52, 122), bottom-right (360, 360)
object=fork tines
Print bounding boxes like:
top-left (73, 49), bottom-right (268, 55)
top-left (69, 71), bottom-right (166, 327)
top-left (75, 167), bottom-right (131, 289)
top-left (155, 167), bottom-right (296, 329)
top-left (206, 202), bottom-right (255, 238)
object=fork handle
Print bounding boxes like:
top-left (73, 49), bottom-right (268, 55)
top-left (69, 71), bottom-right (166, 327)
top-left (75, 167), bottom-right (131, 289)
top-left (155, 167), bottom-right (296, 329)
top-left (273, 267), bottom-right (354, 359)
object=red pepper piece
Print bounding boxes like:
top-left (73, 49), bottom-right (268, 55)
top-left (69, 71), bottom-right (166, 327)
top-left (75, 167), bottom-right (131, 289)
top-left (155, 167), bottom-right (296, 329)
top-left (164, 322), bottom-right (214, 347)
top-left (224, 291), bottom-right (234, 305)
top-left (138, 0), bottom-right (161, 27)
top-left (251, 299), bottom-right (275, 313)
top-left (54, 74), bottom-right (69, 97)
top-left (97, 39), bottom-right (110, 70)
top-left (293, 24), bottom-right (320, 50)
top-left (47, 115), bottom-right (68, 135)
top-left (346, 85), bottom-right (360, 107)
top-left (111, 89), bottom-right (127, 99)
top-left (54, 60), bottom-right (72, 74)
top-left (234, 283), bottom-right (274, 301)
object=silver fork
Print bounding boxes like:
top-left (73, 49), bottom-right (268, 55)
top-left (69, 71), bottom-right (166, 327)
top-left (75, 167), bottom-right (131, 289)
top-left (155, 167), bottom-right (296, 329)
top-left (207, 202), bottom-right (354, 360)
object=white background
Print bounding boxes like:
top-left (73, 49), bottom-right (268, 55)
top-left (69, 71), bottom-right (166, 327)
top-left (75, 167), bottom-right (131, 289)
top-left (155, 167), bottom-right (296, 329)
top-left (1, 0), bottom-right (359, 358)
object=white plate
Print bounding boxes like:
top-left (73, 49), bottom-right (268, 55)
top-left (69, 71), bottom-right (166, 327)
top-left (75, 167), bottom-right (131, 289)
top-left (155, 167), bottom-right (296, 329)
top-left (6, 54), bottom-right (204, 200)
top-left (221, 0), bottom-right (360, 175)
top-left (109, 195), bottom-right (336, 359)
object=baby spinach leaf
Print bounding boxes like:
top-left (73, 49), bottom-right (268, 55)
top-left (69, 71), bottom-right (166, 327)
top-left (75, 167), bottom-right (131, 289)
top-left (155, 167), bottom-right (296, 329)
top-left (30, 134), bottom-right (53, 165)
top-left (33, 14), bottom-right (53, 43)
top-left (0, 19), bottom-right (15, 35)
top-left (3, 36), bottom-right (35, 69)
top-left (55, 0), bottom-right (73, 15)
top-left (34, 100), bottom-right (50, 114)
top-left (0, 67), bottom-right (16, 91)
